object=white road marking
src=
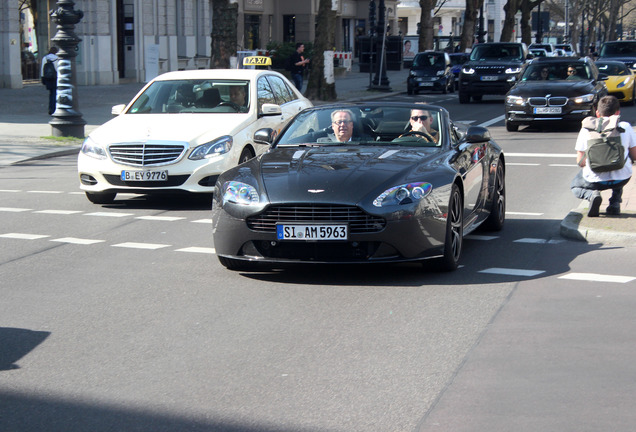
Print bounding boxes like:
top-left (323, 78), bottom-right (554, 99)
top-left (507, 163), bottom-right (541, 166)
top-left (85, 212), bottom-right (134, 218)
top-left (479, 115), bottom-right (505, 128)
top-left (0, 189), bottom-right (21, 193)
top-left (479, 268), bottom-right (545, 277)
top-left (35, 210), bottom-right (83, 215)
top-left (26, 190), bottom-right (64, 194)
top-left (559, 273), bottom-right (636, 283)
top-left (112, 242), bottom-right (171, 250)
top-left (0, 207), bottom-right (32, 212)
top-left (549, 164), bottom-right (577, 167)
top-left (0, 233), bottom-right (50, 240)
top-left (514, 238), bottom-right (566, 244)
top-left (465, 235), bottom-right (498, 241)
top-left (175, 247), bottom-right (216, 254)
top-left (506, 153), bottom-right (575, 158)
top-left (51, 237), bottom-right (105, 245)
top-left (192, 219), bottom-right (212, 224)
top-left (506, 211), bottom-right (544, 216)
top-left (136, 216), bottom-right (186, 222)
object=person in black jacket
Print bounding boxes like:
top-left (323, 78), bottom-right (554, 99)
top-left (289, 43), bottom-right (310, 91)
top-left (41, 47), bottom-right (59, 115)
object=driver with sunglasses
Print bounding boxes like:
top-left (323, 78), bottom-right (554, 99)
top-left (407, 108), bottom-right (438, 143)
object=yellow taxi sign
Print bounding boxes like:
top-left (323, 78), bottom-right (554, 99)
top-left (243, 56), bottom-right (272, 66)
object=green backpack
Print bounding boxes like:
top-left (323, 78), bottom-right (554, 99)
top-left (582, 116), bottom-right (627, 173)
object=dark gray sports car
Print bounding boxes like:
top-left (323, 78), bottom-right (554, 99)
top-left (212, 103), bottom-right (505, 271)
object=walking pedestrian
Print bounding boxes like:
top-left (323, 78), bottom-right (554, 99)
top-left (41, 46), bottom-right (59, 115)
top-left (571, 95), bottom-right (636, 216)
top-left (289, 43), bottom-right (310, 91)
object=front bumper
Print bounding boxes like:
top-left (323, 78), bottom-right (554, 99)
top-left (505, 102), bottom-right (593, 125)
top-left (459, 74), bottom-right (517, 95)
top-left (408, 76), bottom-right (448, 91)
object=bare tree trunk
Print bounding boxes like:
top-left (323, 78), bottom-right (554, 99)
top-left (501, 0), bottom-right (521, 42)
top-left (305, 0), bottom-right (336, 101)
top-left (520, 0), bottom-right (533, 45)
top-left (211, 0), bottom-right (238, 69)
top-left (460, 0), bottom-right (479, 52)
top-left (419, 0), bottom-right (434, 51)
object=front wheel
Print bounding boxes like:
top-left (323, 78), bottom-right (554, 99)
top-left (505, 121), bottom-right (519, 132)
top-left (238, 147), bottom-right (255, 165)
top-left (437, 184), bottom-right (463, 271)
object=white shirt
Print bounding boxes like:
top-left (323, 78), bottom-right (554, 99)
top-left (575, 118), bottom-right (636, 182)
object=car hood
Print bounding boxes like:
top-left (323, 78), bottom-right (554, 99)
top-left (89, 113), bottom-right (249, 145)
top-left (258, 146), bottom-right (443, 203)
top-left (410, 66), bottom-right (445, 76)
top-left (465, 59), bottom-right (524, 67)
top-left (508, 80), bottom-right (596, 97)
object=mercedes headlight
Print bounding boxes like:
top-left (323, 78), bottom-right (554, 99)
top-left (222, 181), bottom-right (259, 206)
top-left (80, 136), bottom-right (108, 160)
top-left (505, 67), bottom-right (521, 74)
top-left (189, 135), bottom-right (233, 160)
top-left (461, 67), bottom-right (475, 74)
top-left (373, 182), bottom-right (433, 207)
top-left (572, 94), bottom-right (594, 104)
top-left (436, 70), bottom-right (445, 76)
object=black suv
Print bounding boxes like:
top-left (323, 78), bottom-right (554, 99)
top-left (458, 42), bottom-right (530, 103)
top-left (598, 40), bottom-right (636, 70)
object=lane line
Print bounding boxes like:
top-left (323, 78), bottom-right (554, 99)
top-left (479, 267), bottom-right (545, 277)
top-left (0, 207), bottom-right (32, 212)
top-left (51, 237), bottom-right (105, 245)
top-left (559, 273), bottom-right (635, 283)
top-left (35, 210), bottom-right (83, 215)
top-left (506, 152), bottom-right (575, 158)
top-left (26, 190), bottom-right (64, 194)
top-left (479, 115), bottom-right (505, 128)
top-left (85, 212), bottom-right (134, 218)
top-left (112, 242), bottom-right (171, 250)
top-left (136, 216), bottom-right (186, 222)
top-left (0, 233), bottom-right (50, 240)
top-left (175, 247), bottom-right (216, 254)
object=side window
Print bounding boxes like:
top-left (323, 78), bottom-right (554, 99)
top-left (257, 77), bottom-right (276, 112)
top-left (266, 75), bottom-right (295, 104)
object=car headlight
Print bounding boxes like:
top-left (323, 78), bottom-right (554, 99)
top-left (80, 136), bottom-right (108, 160)
top-left (572, 94), bottom-right (594, 104)
top-left (222, 181), bottom-right (259, 206)
top-left (436, 70), bottom-right (445, 76)
top-left (506, 95), bottom-right (526, 106)
top-left (189, 135), bottom-right (233, 160)
top-left (505, 67), bottom-right (521, 74)
top-left (373, 182), bottom-right (433, 207)
top-left (461, 67), bottom-right (475, 74)
top-left (617, 78), bottom-right (631, 88)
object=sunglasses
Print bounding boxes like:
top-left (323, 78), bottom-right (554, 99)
top-left (411, 115), bottom-right (429, 121)
top-left (568, 69), bottom-right (576, 74)
top-left (333, 120), bottom-right (353, 126)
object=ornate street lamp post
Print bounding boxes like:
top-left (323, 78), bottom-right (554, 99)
top-left (49, 0), bottom-right (85, 138)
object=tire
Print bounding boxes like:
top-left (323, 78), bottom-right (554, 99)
top-left (481, 160), bottom-right (506, 231)
top-left (505, 121), bottom-right (519, 132)
top-left (437, 183), bottom-right (463, 271)
top-left (630, 87), bottom-right (636, 106)
top-left (218, 255), bottom-right (257, 271)
top-left (85, 191), bottom-right (116, 204)
top-left (459, 92), bottom-right (470, 104)
top-left (238, 147), bottom-right (255, 165)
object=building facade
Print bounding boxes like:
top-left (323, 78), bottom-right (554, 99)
top-left (2, 0), bottom-right (399, 89)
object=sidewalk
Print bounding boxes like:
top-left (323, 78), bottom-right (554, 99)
top-left (0, 66), bottom-right (634, 244)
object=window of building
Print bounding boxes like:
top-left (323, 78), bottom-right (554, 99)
top-left (245, 14), bottom-right (261, 50)
top-left (283, 15), bottom-right (296, 43)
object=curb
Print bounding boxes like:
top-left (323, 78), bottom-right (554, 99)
top-left (560, 206), bottom-right (636, 246)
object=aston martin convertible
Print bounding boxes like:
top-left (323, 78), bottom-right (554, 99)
top-left (211, 103), bottom-right (505, 271)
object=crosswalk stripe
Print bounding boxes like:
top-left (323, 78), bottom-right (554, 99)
top-left (51, 237), bottom-right (105, 245)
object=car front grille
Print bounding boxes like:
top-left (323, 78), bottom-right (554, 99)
top-left (109, 142), bottom-right (186, 166)
top-left (247, 205), bottom-right (386, 233)
top-left (528, 96), bottom-right (568, 107)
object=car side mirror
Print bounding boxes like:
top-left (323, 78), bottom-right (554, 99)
top-left (466, 126), bottom-right (491, 143)
top-left (259, 103), bottom-right (282, 118)
top-left (111, 104), bottom-right (126, 116)
top-left (254, 128), bottom-right (276, 145)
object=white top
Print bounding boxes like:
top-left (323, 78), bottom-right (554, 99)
top-left (41, 53), bottom-right (59, 75)
top-left (575, 118), bottom-right (636, 182)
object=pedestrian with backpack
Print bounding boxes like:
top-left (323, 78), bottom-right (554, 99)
top-left (571, 95), bottom-right (636, 216)
top-left (41, 46), bottom-right (59, 115)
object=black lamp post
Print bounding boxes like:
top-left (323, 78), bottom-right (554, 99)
top-left (477, 3), bottom-right (485, 43)
top-left (49, 0), bottom-right (85, 138)
top-left (370, 0), bottom-right (390, 90)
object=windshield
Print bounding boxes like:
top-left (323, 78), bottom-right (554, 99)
top-left (470, 44), bottom-right (523, 61)
top-left (521, 63), bottom-right (590, 81)
top-left (127, 79), bottom-right (250, 114)
top-left (596, 62), bottom-right (630, 75)
top-left (412, 53), bottom-right (446, 68)
top-left (600, 42), bottom-right (636, 58)
top-left (276, 106), bottom-right (444, 148)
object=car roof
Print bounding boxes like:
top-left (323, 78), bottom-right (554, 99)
top-left (531, 56), bottom-right (588, 64)
top-left (151, 68), bottom-right (280, 82)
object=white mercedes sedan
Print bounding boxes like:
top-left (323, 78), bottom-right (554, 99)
top-left (78, 68), bottom-right (312, 204)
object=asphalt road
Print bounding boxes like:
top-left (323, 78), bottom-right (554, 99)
top-left (1, 93), bottom-right (636, 432)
